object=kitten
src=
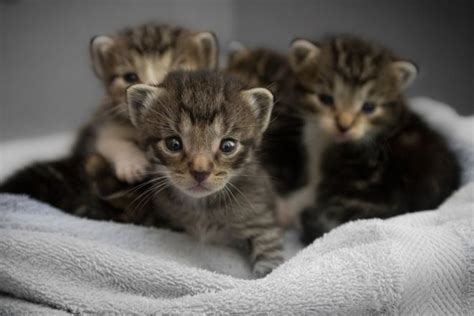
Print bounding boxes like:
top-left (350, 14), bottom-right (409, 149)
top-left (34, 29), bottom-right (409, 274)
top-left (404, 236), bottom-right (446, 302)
top-left (125, 70), bottom-right (283, 277)
top-left (0, 155), bottom-right (126, 221)
top-left (226, 46), bottom-right (311, 227)
top-left (288, 35), bottom-right (460, 244)
top-left (1, 23), bottom-right (218, 220)
top-left (75, 23), bottom-right (219, 183)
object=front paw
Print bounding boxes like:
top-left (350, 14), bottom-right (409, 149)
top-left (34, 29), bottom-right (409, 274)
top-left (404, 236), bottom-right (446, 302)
top-left (115, 156), bottom-right (150, 184)
top-left (252, 257), bottom-right (283, 278)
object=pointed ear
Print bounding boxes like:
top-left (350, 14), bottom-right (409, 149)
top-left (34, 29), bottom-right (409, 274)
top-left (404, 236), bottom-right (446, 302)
top-left (193, 32), bottom-right (219, 69)
top-left (392, 61), bottom-right (418, 90)
top-left (126, 84), bottom-right (164, 126)
top-left (90, 35), bottom-right (114, 79)
top-left (227, 41), bottom-right (248, 65)
top-left (289, 39), bottom-right (320, 71)
top-left (240, 88), bottom-right (274, 133)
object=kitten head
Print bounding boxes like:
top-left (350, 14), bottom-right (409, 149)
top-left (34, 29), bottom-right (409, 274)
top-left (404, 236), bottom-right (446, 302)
top-left (126, 70), bottom-right (273, 198)
top-left (227, 45), bottom-right (290, 93)
top-left (289, 35), bottom-right (418, 142)
top-left (90, 23), bottom-right (218, 105)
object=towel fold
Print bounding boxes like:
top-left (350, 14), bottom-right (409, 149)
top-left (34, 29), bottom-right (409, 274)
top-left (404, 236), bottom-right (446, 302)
top-left (0, 97), bottom-right (472, 314)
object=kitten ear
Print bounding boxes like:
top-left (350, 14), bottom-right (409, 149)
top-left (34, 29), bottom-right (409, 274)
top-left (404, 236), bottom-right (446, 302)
top-left (392, 60), bottom-right (418, 90)
top-left (241, 88), bottom-right (274, 133)
top-left (90, 35), bottom-right (114, 79)
top-left (126, 84), bottom-right (164, 126)
top-left (229, 40), bottom-right (247, 53)
top-left (193, 32), bottom-right (219, 69)
top-left (289, 39), bottom-right (321, 71)
top-left (228, 41), bottom-right (248, 64)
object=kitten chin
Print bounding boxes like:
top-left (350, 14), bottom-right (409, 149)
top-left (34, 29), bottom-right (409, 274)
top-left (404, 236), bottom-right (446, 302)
top-left (126, 70), bottom-right (284, 277)
top-left (289, 35), bottom-right (460, 244)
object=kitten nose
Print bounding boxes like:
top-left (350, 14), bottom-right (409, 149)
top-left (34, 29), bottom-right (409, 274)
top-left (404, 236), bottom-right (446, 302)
top-left (336, 113), bottom-right (355, 133)
top-left (336, 121), bottom-right (351, 133)
top-left (189, 154), bottom-right (213, 183)
top-left (191, 171), bottom-right (211, 183)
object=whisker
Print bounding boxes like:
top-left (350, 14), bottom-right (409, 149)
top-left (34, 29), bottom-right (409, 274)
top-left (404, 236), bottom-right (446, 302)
top-left (127, 178), bottom-right (168, 213)
top-left (123, 176), bottom-right (169, 195)
top-left (133, 180), bottom-right (169, 216)
top-left (228, 181), bottom-right (257, 212)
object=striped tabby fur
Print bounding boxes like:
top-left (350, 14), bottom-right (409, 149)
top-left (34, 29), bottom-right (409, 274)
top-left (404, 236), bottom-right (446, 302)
top-left (75, 22), bottom-right (219, 183)
top-left (1, 23), bottom-right (218, 221)
top-left (226, 47), bottom-right (308, 194)
top-left (226, 47), bottom-right (311, 228)
top-left (289, 35), bottom-right (460, 244)
top-left (126, 70), bottom-right (283, 277)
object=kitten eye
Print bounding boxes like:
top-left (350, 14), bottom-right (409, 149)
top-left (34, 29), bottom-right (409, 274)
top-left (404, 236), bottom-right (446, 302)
top-left (165, 137), bottom-right (182, 152)
top-left (220, 138), bottom-right (237, 154)
top-left (319, 94), bottom-right (334, 106)
top-left (123, 72), bottom-right (139, 83)
top-left (361, 102), bottom-right (376, 114)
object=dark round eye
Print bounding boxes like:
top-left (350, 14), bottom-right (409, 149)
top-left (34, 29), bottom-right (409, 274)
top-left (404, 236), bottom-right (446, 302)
top-left (123, 72), bottom-right (139, 83)
top-left (361, 102), bottom-right (376, 114)
top-left (319, 94), bottom-right (334, 106)
top-left (165, 137), bottom-right (182, 152)
top-left (220, 139), bottom-right (237, 154)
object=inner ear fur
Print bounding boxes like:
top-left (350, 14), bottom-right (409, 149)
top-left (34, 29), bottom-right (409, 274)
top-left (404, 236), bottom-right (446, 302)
top-left (193, 31), bottom-right (219, 69)
top-left (126, 84), bottom-right (165, 126)
top-left (240, 87), bottom-right (274, 133)
top-left (227, 41), bottom-right (249, 65)
top-left (289, 39), bottom-right (321, 72)
top-left (391, 60), bottom-right (418, 90)
top-left (90, 35), bottom-right (115, 79)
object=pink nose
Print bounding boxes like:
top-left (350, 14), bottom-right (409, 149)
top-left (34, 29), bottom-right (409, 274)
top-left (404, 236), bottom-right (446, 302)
top-left (191, 171), bottom-right (210, 183)
top-left (336, 121), bottom-right (351, 133)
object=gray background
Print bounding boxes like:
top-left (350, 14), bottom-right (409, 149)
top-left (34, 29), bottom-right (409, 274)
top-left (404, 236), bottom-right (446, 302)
top-left (1, 0), bottom-right (473, 141)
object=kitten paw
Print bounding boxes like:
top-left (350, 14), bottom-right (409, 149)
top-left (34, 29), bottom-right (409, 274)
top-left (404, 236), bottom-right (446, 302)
top-left (252, 257), bottom-right (283, 278)
top-left (115, 156), bottom-right (150, 184)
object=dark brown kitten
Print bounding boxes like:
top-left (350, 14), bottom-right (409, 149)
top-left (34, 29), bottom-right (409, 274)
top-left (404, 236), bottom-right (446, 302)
top-left (289, 35), bottom-right (460, 244)
top-left (126, 70), bottom-right (283, 277)
top-left (226, 47), bottom-right (310, 228)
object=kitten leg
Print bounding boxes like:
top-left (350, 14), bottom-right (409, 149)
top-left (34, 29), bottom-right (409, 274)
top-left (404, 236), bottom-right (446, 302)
top-left (233, 218), bottom-right (284, 278)
top-left (96, 124), bottom-right (150, 183)
top-left (113, 148), bottom-right (150, 184)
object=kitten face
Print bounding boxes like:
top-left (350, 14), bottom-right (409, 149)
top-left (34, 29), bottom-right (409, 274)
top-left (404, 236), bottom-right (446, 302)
top-left (289, 36), bottom-right (418, 143)
top-left (127, 71), bottom-right (273, 198)
top-left (90, 23), bottom-right (218, 105)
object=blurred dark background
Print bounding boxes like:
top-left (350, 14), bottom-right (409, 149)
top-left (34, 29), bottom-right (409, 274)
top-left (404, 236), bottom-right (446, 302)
top-left (1, 0), bottom-right (473, 141)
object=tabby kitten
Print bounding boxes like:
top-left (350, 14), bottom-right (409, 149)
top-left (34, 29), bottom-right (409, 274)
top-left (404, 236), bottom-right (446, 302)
top-left (76, 23), bottom-right (219, 183)
top-left (288, 35), bottom-right (460, 244)
top-left (126, 70), bottom-right (283, 277)
top-left (1, 23), bottom-right (218, 219)
top-left (226, 46), bottom-right (310, 227)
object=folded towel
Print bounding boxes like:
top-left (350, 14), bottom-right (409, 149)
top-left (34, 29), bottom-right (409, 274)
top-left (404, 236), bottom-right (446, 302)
top-left (0, 97), bottom-right (472, 314)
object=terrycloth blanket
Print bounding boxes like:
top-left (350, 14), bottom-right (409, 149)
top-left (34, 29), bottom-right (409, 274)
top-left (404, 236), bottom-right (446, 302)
top-left (0, 97), bottom-right (473, 314)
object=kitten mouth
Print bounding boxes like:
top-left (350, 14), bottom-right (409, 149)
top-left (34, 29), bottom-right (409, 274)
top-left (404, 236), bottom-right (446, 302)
top-left (334, 133), bottom-right (353, 142)
top-left (187, 184), bottom-right (211, 193)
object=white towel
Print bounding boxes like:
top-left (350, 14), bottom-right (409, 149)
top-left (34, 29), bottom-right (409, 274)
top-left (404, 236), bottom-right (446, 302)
top-left (0, 97), bottom-right (472, 314)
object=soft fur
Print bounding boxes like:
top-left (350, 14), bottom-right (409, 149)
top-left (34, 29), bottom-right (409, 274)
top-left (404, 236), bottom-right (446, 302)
top-left (226, 47), bottom-right (311, 228)
top-left (1, 23), bottom-right (219, 218)
top-left (77, 23), bottom-right (219, 183)
top-left (126, 70), bottom-right (283, 277)
top-left (288, 35), bottom-right (461, 243)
